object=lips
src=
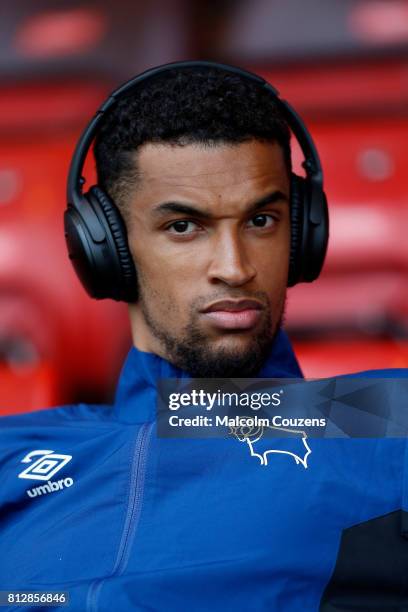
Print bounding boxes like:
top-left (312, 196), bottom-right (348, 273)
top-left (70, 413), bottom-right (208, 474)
top-left (201, 299), bottom-right (264, 330)
top-left (201, 299), bottom-right (263, 314)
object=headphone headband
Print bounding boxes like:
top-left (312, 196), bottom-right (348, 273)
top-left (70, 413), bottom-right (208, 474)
top-left (67, 60), bottom-right (323, 211)
top-left (65, 60), bottom-right (329, 301)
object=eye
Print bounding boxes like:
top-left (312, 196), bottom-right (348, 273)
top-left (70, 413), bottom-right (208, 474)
top-left (247, 214), bottom-right (276, 229)
top-left (167, 220), bottom-right (200, 234)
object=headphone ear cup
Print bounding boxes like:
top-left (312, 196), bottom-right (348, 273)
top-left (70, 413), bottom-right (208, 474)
top-left (288, 173), bottom-right (305, 287)
top-left (288, 173), bottom-right (329, 287)
top-left (88, 186), bottom-right (138, 301)
top-left (64, 187), bottom-right (137, 301)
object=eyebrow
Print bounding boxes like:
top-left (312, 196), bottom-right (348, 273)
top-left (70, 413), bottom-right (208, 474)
top-left (151, 190), bottom-right (289, 220)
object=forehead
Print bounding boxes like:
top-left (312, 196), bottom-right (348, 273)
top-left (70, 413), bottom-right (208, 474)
top-left (133, 141), bottom-right (289, 209)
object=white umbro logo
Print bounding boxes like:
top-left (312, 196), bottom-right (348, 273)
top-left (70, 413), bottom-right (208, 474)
top-left (18, 450), bottom-right (72, 481)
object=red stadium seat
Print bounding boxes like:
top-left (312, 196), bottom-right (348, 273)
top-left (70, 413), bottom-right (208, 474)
top-left (0, 82), bottom-right (132, 411)
top-left (0, 361), bottom-right (61, 416)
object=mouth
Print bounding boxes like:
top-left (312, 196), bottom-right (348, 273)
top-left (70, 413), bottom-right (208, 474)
top-left (200, 299), bottom-right (264, 330)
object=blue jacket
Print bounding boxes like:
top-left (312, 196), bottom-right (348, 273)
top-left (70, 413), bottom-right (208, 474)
top-left (0, 329), bottom-right (407, 611)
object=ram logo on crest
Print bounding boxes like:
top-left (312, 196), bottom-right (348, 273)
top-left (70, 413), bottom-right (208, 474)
top-left (230, 424), bottom-right (312, 468)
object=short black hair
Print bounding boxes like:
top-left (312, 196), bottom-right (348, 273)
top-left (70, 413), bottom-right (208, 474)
top-left (94, 66), bottom-right (292, 222)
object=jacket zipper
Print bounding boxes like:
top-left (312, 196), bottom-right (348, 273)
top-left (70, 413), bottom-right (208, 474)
top-left (87, 421), bottom-right (154, 612)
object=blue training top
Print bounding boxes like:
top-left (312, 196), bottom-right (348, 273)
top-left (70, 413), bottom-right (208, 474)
top-left (0, 329), bottom-right (407, 611)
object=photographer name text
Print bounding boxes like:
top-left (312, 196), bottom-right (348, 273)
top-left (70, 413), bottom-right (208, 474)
top-left (168, 415), bottom-right (326, 428)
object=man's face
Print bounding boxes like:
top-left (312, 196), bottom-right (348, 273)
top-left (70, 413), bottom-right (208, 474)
top-left (127, 140), bottom-right (290, 377)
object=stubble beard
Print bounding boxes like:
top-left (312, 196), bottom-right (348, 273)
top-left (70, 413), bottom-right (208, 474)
top-left (136, 275), bottom-right (286, 378)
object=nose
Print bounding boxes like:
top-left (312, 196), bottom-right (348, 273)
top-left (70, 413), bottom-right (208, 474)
top-left (207, 229), bottom-right (257, 287)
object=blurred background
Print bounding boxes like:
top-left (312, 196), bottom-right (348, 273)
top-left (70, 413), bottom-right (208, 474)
top-left (0, 0), bottom-right (407, 414)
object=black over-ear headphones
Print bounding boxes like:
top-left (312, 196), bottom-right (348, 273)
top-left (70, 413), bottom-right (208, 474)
top-left (65, 60), bottom-right (329, 302)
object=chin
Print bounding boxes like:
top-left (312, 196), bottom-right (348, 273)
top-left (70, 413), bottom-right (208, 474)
top-left (211, 332), bottom-right (257, 350)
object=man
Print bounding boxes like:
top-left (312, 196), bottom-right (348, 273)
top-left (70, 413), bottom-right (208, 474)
top-left (0, 62), bottom-right (407, 612)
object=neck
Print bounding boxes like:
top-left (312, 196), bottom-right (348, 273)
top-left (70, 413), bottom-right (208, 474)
top-left (128, 303), bottom-right (163, 355)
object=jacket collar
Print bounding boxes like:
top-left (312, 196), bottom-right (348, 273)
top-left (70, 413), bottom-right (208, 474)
top-left (113, 328), bottom-right (303, 423)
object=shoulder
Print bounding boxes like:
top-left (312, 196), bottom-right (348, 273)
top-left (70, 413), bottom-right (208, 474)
top-left (0, 402), bottom-right (115, 428)
top-left (0, 403), bottom-right (119, 481)
top-left (340, 368), bottom-right (408, 379)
